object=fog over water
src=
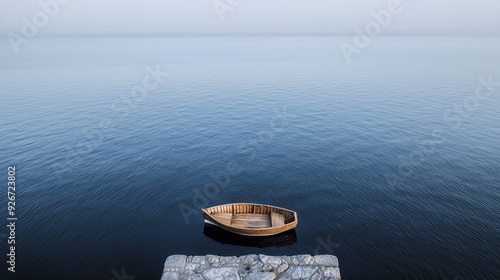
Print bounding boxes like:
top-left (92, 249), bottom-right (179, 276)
top-left (1, 0), bottom-right (499, 36)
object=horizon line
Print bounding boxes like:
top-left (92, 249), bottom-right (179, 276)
top-left (3, 33), bottom-right (500, 39)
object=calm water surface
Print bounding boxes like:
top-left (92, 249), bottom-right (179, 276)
top-left (0, 36), bottom-right (499, 280)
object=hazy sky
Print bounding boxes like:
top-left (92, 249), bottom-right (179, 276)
top-left (1, 0), bottom-right (499, 36)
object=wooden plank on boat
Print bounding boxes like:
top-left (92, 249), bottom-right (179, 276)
top-left (271, 211), bottom-right (285, 227)
top-left (230, 214), bottom-right (272, 228)
top-left (212, 213), bottom-right (232, 225)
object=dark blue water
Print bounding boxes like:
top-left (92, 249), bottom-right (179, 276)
top-left (1, 36), bottom-right (499, 280)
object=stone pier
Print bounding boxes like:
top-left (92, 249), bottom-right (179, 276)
top-left (161, 254), bottom-right (340, 280)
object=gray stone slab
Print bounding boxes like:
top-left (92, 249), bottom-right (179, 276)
top-left (259, 254), bottom-right (282, 266)
top-left (202, 267), bottom-right (240, 280)
top-left (164, 255), bottom-right (187, 272)
top-left (161, 254), bottom-right (340, 279)
top-left (312, 255), bottom-right (339, 267)
top-left (287, 265), bottom-right (318, 279)
top-left (160, 271), bottom-right (179, 280)
top-left (246, 271), bottom-right (276, 280)
top-left (296, 254), bottom-right (313, 265)
top-left (323, 267), bottom-right (341, 279)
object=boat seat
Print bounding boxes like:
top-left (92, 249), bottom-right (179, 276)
top-left (271, 212), bottom-right (285, 227)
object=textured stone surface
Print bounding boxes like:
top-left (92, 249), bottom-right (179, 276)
top-left (246, 271), bottom-right (276, 280)
top-left (202, 267), bottom-right (240, 280)
top-left (276, 263), bottom-right (289, 274)
top-left (312, 255), bottom-right (339, 267)
top-left (323, 267), bottom-right (341, 278)
top-left (287, 265), bottom-right (317, 279)
top-left (161, 254), bottom-right (340, 280)
top-left (297, 255), bottom-right (313, 265)
top-left (160, 272), bottom-right (180, 280)
top-left (260, 255), bottom-right (283, 266)
top-left (164, 255), bottom-right (187, 272)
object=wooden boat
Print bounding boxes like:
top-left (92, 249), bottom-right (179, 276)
top-left (201, 203), bottom-right (298, 236)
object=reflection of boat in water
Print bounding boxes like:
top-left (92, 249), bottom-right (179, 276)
top-left (203, 224), bottom-right (297, 248)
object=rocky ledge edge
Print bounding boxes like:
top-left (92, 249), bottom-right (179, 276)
top-left (161, 254), bottom-right (340, 280)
